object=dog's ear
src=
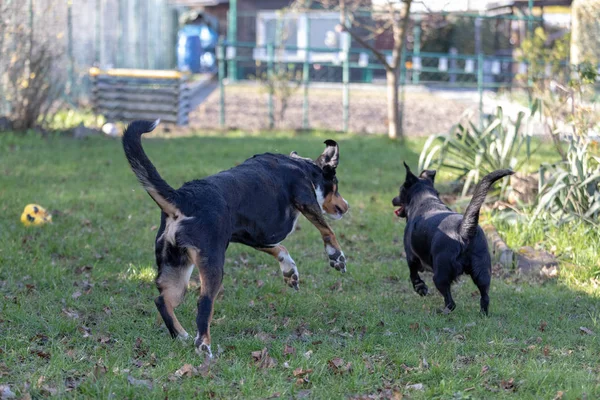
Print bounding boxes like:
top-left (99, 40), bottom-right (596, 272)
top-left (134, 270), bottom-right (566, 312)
top-left (404, 162), bottom-right (418, 186)
top-left (316, 140), bottom-right (339, 170)
top-left (419, 169), bottom-right (436, 184)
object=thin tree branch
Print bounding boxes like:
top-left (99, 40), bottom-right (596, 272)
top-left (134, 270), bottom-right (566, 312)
top-left (340, 0), bottom-right (391, 70)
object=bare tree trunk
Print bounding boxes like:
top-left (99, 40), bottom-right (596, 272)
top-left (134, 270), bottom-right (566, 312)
top-left (386, 68), bottom-right (399, 139)
top-left (336, 0), bottom-right (411, 139)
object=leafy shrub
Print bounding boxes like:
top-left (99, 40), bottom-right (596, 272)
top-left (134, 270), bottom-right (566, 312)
top-left (533, 137), bottom-right (600, 226)
top-left (419, 107), bottom-right (532, 198)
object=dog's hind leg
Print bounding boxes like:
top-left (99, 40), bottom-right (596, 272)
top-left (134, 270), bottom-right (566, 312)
top-left (432, 261), bottom-right (456, 313)
top-left (476, 282), bottom-right (490, 315)
top-left (189, 246), bottom-right (225, 358)
top-left (155, 263), bottom-right (194, 340)
top-left (256, 245), bottom-right (299, 290)
top-left (406, 252), bottom-right (428, 296)
top-left (470, 253), bottom-right (492, 315)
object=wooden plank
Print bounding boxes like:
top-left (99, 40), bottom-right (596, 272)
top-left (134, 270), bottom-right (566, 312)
top-left (99, 110), bottom-right (179, 123)
top-left (93, 83), bottom-right (181, 96)
top-left (96, 101), bottom-right (179, 114)
top-left (89, 67), bottom-right (184, 79)
top-left (94, 76), bottom-right (181, 87)
top-left (95, 91), bottom-right (179, 103)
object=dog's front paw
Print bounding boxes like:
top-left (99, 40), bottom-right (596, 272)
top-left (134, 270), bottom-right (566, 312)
top-left (326, 246), bottom-right (346, 273)
top-left (195, 337), bottom-right (213, 359)
top-left (283, 270), bottom-right (299, 291)
top-left (412, 280), bottom-right (428, 296)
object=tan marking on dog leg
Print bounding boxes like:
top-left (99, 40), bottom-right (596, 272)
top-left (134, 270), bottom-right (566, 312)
top-left (300, 209), bottom-right (347, 272)
top-left (156, 264), bottom-right (194, 339)
top-left (190, 249), bottom-right (223, 358)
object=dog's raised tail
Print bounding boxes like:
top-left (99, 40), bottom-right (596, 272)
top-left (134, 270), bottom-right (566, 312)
top-left (459, 169), bottom-right (514, 242)
top-left (122, 120), bottom-right (179, 216)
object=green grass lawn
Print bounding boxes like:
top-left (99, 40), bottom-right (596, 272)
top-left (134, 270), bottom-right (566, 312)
top-left (1, 131), bottom-right (599, 399)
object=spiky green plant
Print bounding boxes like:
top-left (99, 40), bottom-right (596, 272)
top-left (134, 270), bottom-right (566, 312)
top-left (419, 106), bottom-right (533, 198)
top-left (533, 137), bottom-right (600, 226)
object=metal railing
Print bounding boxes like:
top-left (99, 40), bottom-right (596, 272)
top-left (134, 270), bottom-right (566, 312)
top-left (216, 40), bottom-right (537, 132)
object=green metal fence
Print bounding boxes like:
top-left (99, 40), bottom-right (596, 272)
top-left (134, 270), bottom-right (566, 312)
top-left (216, 41), bottom-right (538, 132)
top-left (213, 2), bottom-right (562, 133)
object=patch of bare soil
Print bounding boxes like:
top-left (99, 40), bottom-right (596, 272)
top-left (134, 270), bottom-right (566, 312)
top-left (190, 86), bottom-right (478, 136)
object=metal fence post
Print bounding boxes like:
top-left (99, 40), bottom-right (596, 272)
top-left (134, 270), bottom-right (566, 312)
top-left (527, 0), bottom-right (534, 92)
top-left (227, 0), bottom-right (237, 81)
top-left (342, 35), bottom-right (350, 133)
top-left (267, 43), bottom-right (274, 130)
top-left (217, 41), bottom-right (225, 128)
top-left (478, 52), bottom-right (484, 129)
top-left (412, 14), bottom-right (421, 84)
top-left (302, 17), bottom-right (310, 130)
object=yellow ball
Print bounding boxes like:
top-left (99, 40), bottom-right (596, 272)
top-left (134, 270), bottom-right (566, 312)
top-left (21, 204), bottom-right (52, 226)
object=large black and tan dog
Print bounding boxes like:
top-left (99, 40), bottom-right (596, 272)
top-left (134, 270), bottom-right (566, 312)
top-left (122, 120), bottom-right (349, 357)
top-left (392, 163), bottom-right (513, 315)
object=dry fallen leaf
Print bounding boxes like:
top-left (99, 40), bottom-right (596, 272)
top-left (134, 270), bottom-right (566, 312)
top-left (481, 365), bottom-right (490, 375)
top-left (72, 291), bottom-right (82, 300)
top-left (283, 345), bottom-right (296, 357)
top-left (400, 363), bottom-right (413, 373)
top-left (539, 321), bottom-right (547, 332)
top-left (78, 326), bottom-right (91, 338)
top-left (174, 364), bottom-right (195, 378)
top-left (31, 349), bottom-right (51, 360)
top-left (92, 363), bottom-right (107, 380)
top-left (501, 378), bottom-right (515, 391)
top-left (328, 357), bottom-right (352, 374)
top-left (543, 346), bottom-right (550, 357)
top-left (62, 308), bottom-right (79, 319)
top-left (406, 383), bottom-right (424, 390)
top-left (251, 348), bottom-right (277, 369)
top-left (409, 323), bottom-right (419, 332)
top-left (293, 368), bottom-right (313, 377)
top-left (127, 375), bottom-right (153, 390)
top-left (579, 327), bottom-right (595, 336)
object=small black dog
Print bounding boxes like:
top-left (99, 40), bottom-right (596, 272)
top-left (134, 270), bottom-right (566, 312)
top-left (392, 163), bottom-right (513, 314)
top-left (123, 120), bottom-right (349, 357)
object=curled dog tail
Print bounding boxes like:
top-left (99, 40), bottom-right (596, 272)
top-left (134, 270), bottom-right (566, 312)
top-left (459, 169), bottom-right (514, 242)
top-left (122, 120), bottom-right (179, 216)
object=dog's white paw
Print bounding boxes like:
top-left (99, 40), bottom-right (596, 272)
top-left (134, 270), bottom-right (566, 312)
top-left (283, 270), bottom-right (300, 290)
top-left (195, 343), bottom-right (213, 359)
top-left (177, 331), bottom-right (191, 342)
top-left (327, 246), bottom-right (347, 273)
